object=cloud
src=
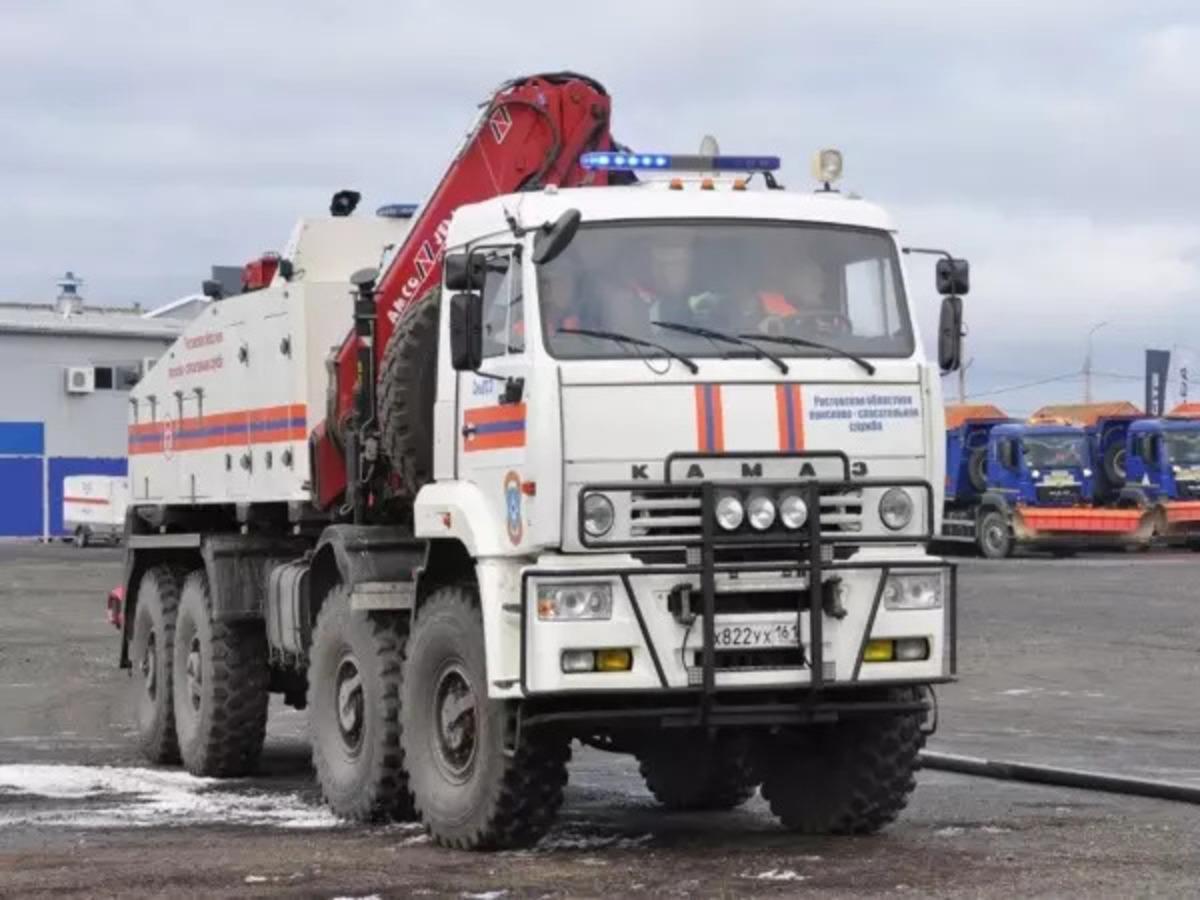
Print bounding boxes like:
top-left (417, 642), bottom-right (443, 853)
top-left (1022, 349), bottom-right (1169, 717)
top-left (1, 0), bottom-right (1197, 398)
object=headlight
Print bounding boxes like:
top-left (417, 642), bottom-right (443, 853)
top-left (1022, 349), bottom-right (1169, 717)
top-left (537, 583), bottom-right (613, 620)
top-left (882, 572), bottom-right (944, 610)
top-left (715, 492), bottom-right (744, 531)
top-left (746, 493), bottom-right (776, 531)
top-left (582, 493), bottom-right (615, 537)
top-left (779, 492), bottom-right (808, 530)
top-left (879, 487), bottom-right (914, 531)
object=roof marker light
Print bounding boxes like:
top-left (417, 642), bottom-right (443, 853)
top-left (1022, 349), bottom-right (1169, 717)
top-left (580, 152), bottom-right (780, 173)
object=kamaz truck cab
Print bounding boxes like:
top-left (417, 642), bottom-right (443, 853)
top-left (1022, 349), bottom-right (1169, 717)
top-left (1125, 414), bottom-right (1200, 545)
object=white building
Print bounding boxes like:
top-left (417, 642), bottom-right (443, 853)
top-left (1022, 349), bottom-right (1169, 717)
top-left (0, 274), bottom-right (189, 538)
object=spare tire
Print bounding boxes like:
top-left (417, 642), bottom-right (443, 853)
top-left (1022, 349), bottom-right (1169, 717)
top-left (379, 290), bottom-right (440, 497)
top-left (1103, 442), bottom-right (1127, 486)
top-left (967, 447), bottom-right (989, 493)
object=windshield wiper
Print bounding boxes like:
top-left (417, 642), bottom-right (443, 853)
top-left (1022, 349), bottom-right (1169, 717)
top-left (737, 332), bottom-right (876, 376)
top-left (651, 320), bottom-right (789, 374)
top-left (556, 326), bottom-right (699, 374)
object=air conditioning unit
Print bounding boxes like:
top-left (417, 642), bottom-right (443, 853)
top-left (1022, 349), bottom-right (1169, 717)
top-left (65, 366), bottom-right (95, 394)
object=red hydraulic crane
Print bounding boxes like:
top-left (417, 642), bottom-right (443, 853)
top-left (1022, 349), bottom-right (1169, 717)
top-left (311, 72), bottom-right (618, 509)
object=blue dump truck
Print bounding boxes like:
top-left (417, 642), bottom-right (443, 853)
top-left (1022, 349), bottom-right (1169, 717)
top-left (941, 404), bottom-right (1151, 558)
top-left (1123, 405), bottom-right (1200, 547)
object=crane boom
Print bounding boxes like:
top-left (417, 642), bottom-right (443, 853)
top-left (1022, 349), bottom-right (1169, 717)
top-left (313, 72), bottom-right (617, 509)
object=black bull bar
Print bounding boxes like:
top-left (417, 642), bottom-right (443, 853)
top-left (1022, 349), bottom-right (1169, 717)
top-left (516, 470), bottom-right (957, 730)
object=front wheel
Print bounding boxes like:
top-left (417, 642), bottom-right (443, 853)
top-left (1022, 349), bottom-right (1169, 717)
top-left (977, 509), bottom-right (1013, 559)
top-left (73, 527), bottom-right (90, 548)
top-left (308, 586), bottom-right (415, 822)
top-left (401, 585), bottom-right (570, 849)
top-left (761, 688), bottom-right (925, 835)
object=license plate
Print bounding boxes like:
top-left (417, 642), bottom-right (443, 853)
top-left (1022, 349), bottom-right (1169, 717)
top-left (713, 622), bottom-right (800, 649)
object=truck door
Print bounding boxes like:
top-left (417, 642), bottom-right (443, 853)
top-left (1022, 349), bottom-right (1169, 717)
top-left (455, 250), bottom-right (534, 552)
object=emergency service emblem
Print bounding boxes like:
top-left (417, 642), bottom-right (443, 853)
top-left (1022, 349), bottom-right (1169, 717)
top-left (504, 470), bottom-right (523, 545)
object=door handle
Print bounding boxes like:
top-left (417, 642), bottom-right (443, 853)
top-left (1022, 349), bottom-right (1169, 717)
top-left (462, 424), bottom-right (477, 438)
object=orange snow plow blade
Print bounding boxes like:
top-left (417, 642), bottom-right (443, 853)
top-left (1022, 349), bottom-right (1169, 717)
top-left (1163, 501), bottom-right (1200, 525)
top-left (1014, 506), bottom-right (1147, 535)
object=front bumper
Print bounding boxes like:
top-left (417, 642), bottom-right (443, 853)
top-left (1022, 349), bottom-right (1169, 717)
top-left (517, 478), bottom-right (956, 721)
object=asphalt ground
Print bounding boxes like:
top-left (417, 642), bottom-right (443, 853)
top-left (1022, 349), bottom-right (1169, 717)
top-left (0, 542), bottom-right (1198, 898)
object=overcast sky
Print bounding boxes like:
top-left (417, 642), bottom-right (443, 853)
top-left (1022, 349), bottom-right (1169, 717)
top-left (3, 1), bottom-right (1198, 412)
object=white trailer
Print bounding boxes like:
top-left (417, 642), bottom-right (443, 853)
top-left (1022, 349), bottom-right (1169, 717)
top-left (114, 112), bottom-right (967, 848)
top-left (63, 474), bottom-right (128, 546)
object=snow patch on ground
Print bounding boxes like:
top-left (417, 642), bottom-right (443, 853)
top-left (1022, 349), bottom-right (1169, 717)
top-left (743, 869), bottom-right (808, 882)
top-left (0, 764), bottom-right (339, 830)
top-left (461, 892), bottom-right (508, 900)
top-left (532, 829), bottom-right (654, 852)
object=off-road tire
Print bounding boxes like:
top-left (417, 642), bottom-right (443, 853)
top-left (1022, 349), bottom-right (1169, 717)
top-left (402, 585), bottom-right (571, 849)
top-left (379, 290), bottom-right (440, 497)
top-left (637, 734), bottom-right (758, 811)
top-left (967, 447), bottom-right (988, 493)
top-left (172, 569), bottom-right (269, 776)
top-left (761, 688), bottom-right (925, 835)
top-left (308, 586), bottom-right (414, 822)
top-left (130, 566), bottom-right (182, 764)
top-left (977, 509), bottom-right (1013, 559)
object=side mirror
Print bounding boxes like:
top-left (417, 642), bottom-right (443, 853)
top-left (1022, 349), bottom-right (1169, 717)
top-left (201, 279), bottom-right (224, 300)
top-left (445, 252), bottom-right (487, 291)
top-left (936, 258), bottom-right (970, 296)
top-left (278, 259), bottom-right (295, 281)
top-left (938, 294), bottom-right (963, 372)
top-left (532, 209), bottom-right (582, 265)
top-left (449, 292), bottom-right (483, 371)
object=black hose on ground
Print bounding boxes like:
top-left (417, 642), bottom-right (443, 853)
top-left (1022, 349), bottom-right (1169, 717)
top-left (920, 751), bottom-right (1200, 805)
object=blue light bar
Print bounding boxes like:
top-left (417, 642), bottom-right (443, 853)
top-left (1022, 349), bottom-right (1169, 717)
top-left (376, 203), bottom-right (419, 219)
top-left (580, 152), bottom-right (780, 173)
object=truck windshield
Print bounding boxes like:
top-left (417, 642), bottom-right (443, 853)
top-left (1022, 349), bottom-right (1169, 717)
top-left (537, 222), bottom-right (913, 361)
top-left (1165, 430), bottom-right (1200, 465)
top-left (1022, 435), bottom-right (1088, 469)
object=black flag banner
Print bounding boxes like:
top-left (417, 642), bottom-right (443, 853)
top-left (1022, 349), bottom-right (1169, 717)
top-left (1145, 349), bottom-right (1171, 416)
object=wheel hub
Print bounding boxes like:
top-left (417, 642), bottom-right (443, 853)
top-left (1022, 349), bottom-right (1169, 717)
top-left (334, 655), bottom-right (364, 752)
top-left (185, 636), bottom-right (203, 711)
top-left (433, 664), bottom-right (477, 781)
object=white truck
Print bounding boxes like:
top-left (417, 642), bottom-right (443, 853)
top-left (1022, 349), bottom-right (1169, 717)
top-left (64, 474), bottom-right (128, 546)
top-left (114, 73), bottom-right (966, 849)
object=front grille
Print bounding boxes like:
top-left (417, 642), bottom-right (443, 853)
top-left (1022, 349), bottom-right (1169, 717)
top-left (1036, 485), bottom-right (1082, 506)
top-left (628, 487), bottom-right (864, 544)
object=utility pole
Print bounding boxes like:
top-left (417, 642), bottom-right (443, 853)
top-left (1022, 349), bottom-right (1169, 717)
top-left (958, 357), bottom-right (974, 404)
top-left (1083, 321), bottom-right (1109, 404)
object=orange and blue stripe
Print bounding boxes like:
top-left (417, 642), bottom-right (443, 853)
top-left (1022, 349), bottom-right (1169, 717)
top-left (128, 404), bottom-right (307, 455)
top-left (464, 403), bottom-right (526, 452)
top-left (693, 385), bottom-right (725, 452)
top-left (775, 384), bottom-right (805, 451)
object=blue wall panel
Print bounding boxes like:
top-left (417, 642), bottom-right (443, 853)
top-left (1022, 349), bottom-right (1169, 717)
top-left (0, 422), bottom-right (44, 456)
top-left (49, 457), bottom-right (127, 536)
top-left (0, 457), bottom-right (44, 536)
